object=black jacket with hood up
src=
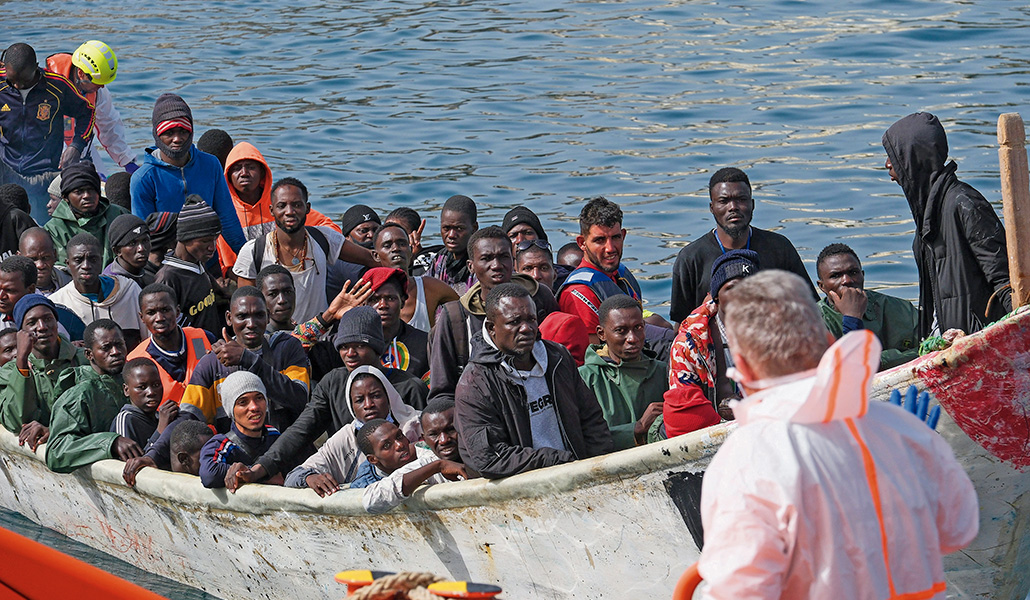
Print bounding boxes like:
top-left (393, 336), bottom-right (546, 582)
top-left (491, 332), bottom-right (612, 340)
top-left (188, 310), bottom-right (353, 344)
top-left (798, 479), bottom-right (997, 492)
top-left (454, 331), bottom-right (613, 479)
top-left (882, 112), bottom-right (1011, 337)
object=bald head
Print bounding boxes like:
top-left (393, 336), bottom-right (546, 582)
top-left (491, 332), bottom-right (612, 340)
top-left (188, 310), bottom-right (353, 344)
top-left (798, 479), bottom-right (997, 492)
top-left (18, 228), bottom-right (54, 255)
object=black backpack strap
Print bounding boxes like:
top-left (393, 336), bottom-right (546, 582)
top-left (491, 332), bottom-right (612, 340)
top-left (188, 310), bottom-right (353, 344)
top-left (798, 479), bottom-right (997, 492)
top-left (224, 429), bottom-right (257, 465)
top-left (306, 226), bottom-right (331, 259)
top-left (252, 233), bottom-right (267, 274)
top-left (446, 302), bottom-right (469, 367)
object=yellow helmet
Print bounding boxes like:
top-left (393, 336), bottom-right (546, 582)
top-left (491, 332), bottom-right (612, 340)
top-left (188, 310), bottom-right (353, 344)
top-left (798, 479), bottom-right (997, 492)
top-left (71, 40), bottom-right (118, 86)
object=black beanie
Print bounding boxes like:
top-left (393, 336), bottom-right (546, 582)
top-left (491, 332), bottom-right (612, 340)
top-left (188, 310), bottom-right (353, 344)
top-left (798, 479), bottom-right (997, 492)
top-left (502, 206), bottom-right (547, 241)
top-left (108, 214), bottom-right (149, 249)
top-left (152, 93), bottom-right (194, 160)
top-left (333, 305), bottom-right (387, 355)
top-left (340, 204), bottom-right (381, 236)
top-left (710, 249), bottom-right (761, 300)
top-left (176, 195), bottom-right (221, 242)
top-left (105, 172), bottom-right (132, 211)
top-left (59, 162), bottom-right (102, 197)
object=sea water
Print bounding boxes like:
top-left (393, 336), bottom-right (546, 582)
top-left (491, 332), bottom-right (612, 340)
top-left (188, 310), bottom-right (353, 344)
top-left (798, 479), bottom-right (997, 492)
top-left (4, 0), bottom-right (1029, 595)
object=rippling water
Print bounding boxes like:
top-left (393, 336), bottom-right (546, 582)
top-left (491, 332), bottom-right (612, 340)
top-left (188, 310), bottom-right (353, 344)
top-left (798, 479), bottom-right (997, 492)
top-left (10, 0), bottom-right (1030, 312)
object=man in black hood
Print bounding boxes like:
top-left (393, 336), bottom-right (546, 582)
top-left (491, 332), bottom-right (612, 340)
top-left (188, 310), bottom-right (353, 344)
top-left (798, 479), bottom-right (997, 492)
top-left (882, 112), bottom-right (1011, 337)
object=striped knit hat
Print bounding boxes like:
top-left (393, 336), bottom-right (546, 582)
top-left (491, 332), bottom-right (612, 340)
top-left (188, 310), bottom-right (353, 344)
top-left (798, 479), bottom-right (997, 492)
top-left (176, 195), bottom-right (221, 242)
top-left (152, 93), bottom-right (193, 160)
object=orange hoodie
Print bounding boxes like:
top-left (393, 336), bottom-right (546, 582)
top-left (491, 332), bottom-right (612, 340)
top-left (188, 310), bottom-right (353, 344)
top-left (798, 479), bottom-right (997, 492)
top-left (217, 142), bottom-right (341, 273)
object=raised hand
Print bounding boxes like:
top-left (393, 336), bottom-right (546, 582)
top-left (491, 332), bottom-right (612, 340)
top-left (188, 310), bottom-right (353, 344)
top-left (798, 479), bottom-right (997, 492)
top-left (828, 287), bottom-right (868, 319)
top-left (156, 401), bottom-right (179, 433)
top-left (409, 218), bottom-right (426, 257)
top-left (214, 328), bottom-right (245, 367)
top-left (328, 279), bottom-right (375, 321)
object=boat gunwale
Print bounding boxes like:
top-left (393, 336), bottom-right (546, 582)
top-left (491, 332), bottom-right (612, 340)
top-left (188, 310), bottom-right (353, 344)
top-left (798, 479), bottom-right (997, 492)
top-left (2, 306), bottom-right (1025, 517)
top-left (0, 420), bottom-right (733, 517)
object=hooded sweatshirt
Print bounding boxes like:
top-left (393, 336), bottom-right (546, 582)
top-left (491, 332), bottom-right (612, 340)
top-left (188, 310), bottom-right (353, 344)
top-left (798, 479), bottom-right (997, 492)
top-left (578, 345), bottom-right (669, 450)
top-left (129, 145), bottom-right (247, 252)
top-left (698, 331), bottom-right (978, 599)
top-left (214, 142), bottom-right (341, 270)
top-left (0, 198), bottom-right (36, 260)
top-left (882, 113), bottom-right (1011, 336)
top-left (284, 365), bottom-right (422, 487)
top-left (49, 274), bottom-right (146, 334)
top-left (45, 365), bottom-right (126, 473)
top-left (45, 197), bottom-right (128, 266)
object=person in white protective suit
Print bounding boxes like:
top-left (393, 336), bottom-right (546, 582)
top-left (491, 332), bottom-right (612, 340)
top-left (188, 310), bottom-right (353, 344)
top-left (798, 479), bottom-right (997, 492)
top-left (698, 269), bottom-right (979, 600)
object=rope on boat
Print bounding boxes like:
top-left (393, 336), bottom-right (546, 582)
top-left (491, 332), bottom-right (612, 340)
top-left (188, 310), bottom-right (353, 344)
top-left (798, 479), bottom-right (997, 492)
top-left (349, 571), bottom-right (444, 600)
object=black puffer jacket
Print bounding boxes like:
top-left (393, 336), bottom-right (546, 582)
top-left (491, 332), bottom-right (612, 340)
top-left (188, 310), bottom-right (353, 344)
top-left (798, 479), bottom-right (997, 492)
top-left (883, 112), bottom-right (1011, 337)
top-left (454, 331), bottom-right (613, 479)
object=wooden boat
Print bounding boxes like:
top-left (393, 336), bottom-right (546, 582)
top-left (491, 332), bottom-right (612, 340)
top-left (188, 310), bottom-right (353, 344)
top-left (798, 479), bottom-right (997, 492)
top-left (2, 307), bottom-right (1029, 600)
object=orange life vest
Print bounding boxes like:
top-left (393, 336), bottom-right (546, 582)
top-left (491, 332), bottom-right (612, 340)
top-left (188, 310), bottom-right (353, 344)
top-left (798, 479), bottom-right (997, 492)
top-left (45, 53), bottom-right (96, 147)
top-left (127, 328), bottom-right (211, 406)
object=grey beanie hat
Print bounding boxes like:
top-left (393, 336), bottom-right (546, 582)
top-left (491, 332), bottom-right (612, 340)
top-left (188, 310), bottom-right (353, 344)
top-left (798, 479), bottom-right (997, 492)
top-left (333, 305), bottom-right (387, 355)
top-left (220, 371), bottom-right (266, 420)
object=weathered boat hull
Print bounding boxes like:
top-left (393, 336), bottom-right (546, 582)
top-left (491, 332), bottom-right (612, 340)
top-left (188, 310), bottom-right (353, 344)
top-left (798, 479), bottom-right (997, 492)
top-left (1, 310), bottom-right (1029, 600)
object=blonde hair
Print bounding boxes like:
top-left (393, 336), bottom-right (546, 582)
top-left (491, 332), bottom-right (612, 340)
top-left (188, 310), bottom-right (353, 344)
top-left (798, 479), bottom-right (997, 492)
top-left (720, 270), bottom-right (829, 378)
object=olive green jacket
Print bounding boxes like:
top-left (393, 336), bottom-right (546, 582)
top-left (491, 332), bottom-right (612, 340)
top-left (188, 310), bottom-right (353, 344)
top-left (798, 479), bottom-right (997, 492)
top-left (0, 339), bottom-right (87, 432)
top-left (819, 289), bottom-right (920, 370)
top-left (45, 365), bottom-right (127, 473)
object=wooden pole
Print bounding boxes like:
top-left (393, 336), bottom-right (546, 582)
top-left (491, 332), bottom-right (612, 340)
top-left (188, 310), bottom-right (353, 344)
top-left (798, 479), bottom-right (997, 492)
top-left (998, 113), bottom-right (1030, 308)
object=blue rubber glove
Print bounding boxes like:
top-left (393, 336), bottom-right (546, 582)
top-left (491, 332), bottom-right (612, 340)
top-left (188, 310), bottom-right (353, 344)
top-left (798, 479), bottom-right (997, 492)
top-left (888, 384), bottom-right (941, 430)
top-left (124, 161), bottom-right (139, 175)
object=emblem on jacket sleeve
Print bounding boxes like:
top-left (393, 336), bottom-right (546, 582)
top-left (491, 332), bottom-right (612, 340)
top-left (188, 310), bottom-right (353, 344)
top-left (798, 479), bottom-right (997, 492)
top-left (36, 103), bottom-right (51, 121)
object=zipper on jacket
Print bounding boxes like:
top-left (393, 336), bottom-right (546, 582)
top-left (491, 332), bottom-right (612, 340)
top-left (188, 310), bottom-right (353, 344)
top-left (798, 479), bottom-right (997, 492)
top-left (545, 350), bottom-right (576, 458)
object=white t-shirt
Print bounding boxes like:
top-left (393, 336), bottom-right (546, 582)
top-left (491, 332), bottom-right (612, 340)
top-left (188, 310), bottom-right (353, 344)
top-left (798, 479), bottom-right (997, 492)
top-left (232, 226), bottom-right (345, 323)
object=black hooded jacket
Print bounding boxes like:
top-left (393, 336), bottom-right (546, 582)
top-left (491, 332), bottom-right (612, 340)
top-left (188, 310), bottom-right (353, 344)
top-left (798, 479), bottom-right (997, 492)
top-left (882, 113), bottom-right (1011, 337)
top-left (0, 200), bottom-right (35, 260)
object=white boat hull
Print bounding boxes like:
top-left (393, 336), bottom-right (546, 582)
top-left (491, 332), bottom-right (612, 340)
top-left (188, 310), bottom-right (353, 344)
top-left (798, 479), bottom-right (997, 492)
top-left (1, 312), bottom-right (1029, 599)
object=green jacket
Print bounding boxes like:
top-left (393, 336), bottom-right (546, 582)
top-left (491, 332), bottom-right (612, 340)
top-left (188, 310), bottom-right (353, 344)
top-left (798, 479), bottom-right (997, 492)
top-left (45, 365), bottom-right (127, 473)
top-left (0, 339), bottom-right (87, 432)
top-left (819, 289), bottom-right (920, 370)
top-left (578, 345), bottom-right (668, 450)
top-left (44, 197), bottom-right (127, 266)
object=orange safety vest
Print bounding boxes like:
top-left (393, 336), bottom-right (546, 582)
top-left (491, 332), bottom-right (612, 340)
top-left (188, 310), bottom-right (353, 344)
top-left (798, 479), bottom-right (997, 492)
top-left (45, 53), bottom-right (96, 147)
top-left (127, 328), bottom-right (211, 406)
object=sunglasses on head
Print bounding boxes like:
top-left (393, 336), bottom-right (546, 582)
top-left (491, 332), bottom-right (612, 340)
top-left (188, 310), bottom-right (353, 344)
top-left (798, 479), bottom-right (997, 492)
top-left (515, 239), bottom-right (551, 253)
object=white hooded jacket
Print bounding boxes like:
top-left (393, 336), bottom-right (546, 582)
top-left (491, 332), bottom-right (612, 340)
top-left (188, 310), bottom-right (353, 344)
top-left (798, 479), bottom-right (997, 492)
top-left (284, 366), bottom-right (422, 487)
top-left (699, 331), bottom-right (978, 600)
